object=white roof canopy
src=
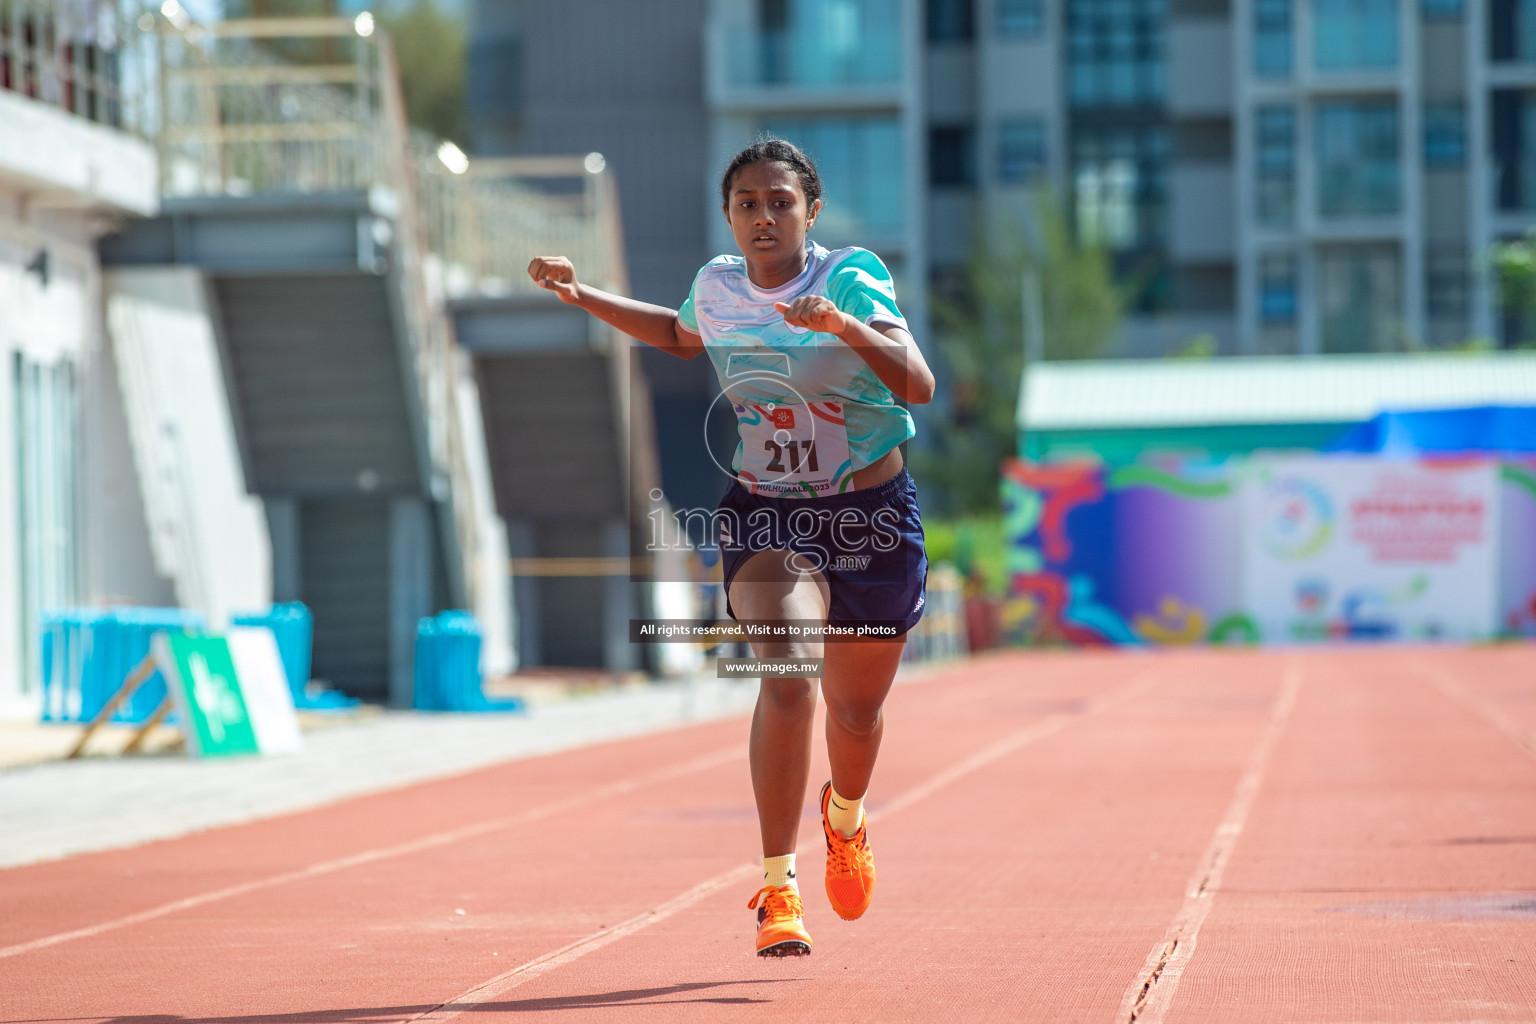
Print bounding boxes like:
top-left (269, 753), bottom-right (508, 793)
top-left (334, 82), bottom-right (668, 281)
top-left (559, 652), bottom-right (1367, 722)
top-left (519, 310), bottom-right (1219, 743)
top-left (1019, 353), bottom-right (1536, 431)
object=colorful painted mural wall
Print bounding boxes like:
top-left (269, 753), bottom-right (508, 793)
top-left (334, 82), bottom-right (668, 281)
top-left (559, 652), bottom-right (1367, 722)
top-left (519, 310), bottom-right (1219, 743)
top-left (1504, 460), bottom-right (1536, 638)
top-left (1001, 456), bottom-right (1536, 646)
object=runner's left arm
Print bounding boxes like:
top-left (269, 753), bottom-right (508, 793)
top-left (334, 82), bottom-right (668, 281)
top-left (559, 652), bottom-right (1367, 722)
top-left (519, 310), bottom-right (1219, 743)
top-left (775, 297), bottom-right (936, 405)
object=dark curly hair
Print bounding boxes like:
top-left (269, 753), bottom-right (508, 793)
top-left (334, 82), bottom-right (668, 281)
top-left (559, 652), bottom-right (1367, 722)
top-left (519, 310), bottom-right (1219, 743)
top-left (719, 136), bottom-right (823, 208)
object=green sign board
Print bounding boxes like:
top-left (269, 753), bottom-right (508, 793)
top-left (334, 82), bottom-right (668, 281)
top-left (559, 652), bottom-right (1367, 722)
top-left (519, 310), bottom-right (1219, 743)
top-left (153, 629), bottom-right (302, 758)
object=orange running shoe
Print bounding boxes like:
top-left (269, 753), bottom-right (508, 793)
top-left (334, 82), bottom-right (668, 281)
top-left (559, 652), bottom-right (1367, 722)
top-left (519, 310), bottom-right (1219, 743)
top-left (821, 781), bottom-right (876, 920)
top-left (748, 885), bottom-right (812, 957)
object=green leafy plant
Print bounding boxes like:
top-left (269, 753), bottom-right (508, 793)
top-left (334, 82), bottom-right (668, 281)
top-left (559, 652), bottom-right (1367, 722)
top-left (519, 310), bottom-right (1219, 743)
top-left (1168, 333), bottom-right (1216, 359)
top-left (923, 514), bottom-right (1007, 596)
top-left (916, 189), bottom-right (1124, 514)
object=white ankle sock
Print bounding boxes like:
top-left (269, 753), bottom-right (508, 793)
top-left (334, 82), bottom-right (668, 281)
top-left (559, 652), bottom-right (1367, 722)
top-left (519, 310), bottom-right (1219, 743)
top-left (827, 785), bottom-right (865, 839)
top-left (763, 853), bottom-right (798, 890)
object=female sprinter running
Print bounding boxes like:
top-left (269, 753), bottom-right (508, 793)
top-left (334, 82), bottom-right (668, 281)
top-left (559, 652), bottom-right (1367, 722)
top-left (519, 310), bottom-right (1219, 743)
top-left (527, 138), bottom-right (934, 958)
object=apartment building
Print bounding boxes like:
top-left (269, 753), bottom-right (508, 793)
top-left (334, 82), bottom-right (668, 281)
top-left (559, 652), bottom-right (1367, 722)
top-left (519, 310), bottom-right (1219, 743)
top-left (1233, 0), bottom-right (1476, 355)
top-left (470, 0), bottom-right (1518, 360)
top-left (703, 0), bottom-right (931, 337)
top-left (890, 0), bottom-right (1490, 357)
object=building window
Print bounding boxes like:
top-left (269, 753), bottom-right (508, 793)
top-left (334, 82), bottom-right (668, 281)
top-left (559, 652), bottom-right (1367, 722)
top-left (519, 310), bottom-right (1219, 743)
top-left (998, 119), bottom-right (1047, 183)
top-left (1490, 89), bottom-right (1536, 210)
top-left (1316, 101), bottom-right (1400, 217)
top-left (1254, 0), bottom-right (1292, 77)
top-left (1259, 253), bottom-right (1298, 323)
top-left (927, 0), bottom-right (975, 40)
top-left (1426, 245), bottom-right (1470, 319)
top-left (1314, 0), bottom-right (1399, 70)
top-left (1072, 125), bottom-right (1167, 249)
top-left (1423, 102), bottom-right (1466, 167)
top-left (930, 126), bottom-right (977, 186)
top-left (997, 0), bottom-right (1045, 35)
top-left (1067, 0), bottom-right (1166, 107)
top-left (1489, 0), bottom-right (1536, 60)
top-left (1256, 106), bottom-right (1296, 226)
top-left (1075, 161), bottom-right (1138, 247)
top-left (763, 116), bottom-right (906, 237)
top-left (1318, 245), bottom-right (1402, 352)
top-left (1421, 0), bottom-right (1461, 19)
top-left (746, 0), bottom-right (903, 87)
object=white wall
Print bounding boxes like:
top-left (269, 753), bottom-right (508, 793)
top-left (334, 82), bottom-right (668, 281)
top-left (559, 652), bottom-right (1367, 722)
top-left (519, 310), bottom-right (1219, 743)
top-left (1169, 164), bottom-right (1236, 262)
top-left (104, 268), bottom-right (271, 629)
top-left (1167, 19), bottom-right (1234, 117)
top-left (0, 195), bottom-right (102, 717)
top-left (0, 88), bottom-right (157, 217)
top-left (0, 84), bottom-right (159, 717)
top-left (0, 245), bottom-right (19, 715)
top-left (87, 312), bottom-right (178, 611)
top-left (452, 358), bottom-right (515, 675)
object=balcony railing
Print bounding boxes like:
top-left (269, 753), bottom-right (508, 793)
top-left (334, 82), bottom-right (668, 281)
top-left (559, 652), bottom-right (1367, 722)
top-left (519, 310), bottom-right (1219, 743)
top-left (0, 0), bottom-right (151, 131)
top-left (418, 154), bottom-right (628, 300)
top-left (153, 17), bottom-right (389, 197)
top-left (150, 17), bottom-right (624, 295)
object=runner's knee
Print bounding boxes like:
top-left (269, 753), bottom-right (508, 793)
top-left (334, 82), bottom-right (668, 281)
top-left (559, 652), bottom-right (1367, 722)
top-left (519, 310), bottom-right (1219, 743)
top-left (758, 676), bottom-right (817, 716)
top-left (825, 696), bottom-right (882, 739)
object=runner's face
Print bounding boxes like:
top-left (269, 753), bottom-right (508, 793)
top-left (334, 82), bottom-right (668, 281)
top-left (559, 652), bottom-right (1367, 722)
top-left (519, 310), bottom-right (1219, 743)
top-left (724, 161), bottom-right (820, 271)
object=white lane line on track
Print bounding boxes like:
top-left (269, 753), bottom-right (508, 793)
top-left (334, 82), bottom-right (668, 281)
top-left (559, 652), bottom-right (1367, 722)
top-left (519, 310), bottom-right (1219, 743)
top-left (1117, 661), bottom-right (1305, 1024)
top-left (408, 862), bottom-right (764, 1023)
top-left (0, 745), bottom-right (745, 961)
top-left (1412, 661), bottom-right (1536, 762)
top-left (409, 666), bottom-right (1168, 1023)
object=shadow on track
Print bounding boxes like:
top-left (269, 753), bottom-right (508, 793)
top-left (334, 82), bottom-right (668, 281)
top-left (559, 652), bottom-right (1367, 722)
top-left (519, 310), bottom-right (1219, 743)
top-left (5, 980), bottom-right (806, 1024)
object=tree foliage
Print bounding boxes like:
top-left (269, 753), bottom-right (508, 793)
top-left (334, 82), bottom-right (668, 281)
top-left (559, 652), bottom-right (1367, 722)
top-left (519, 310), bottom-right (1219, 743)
top-left (380, 0), bottom-right (468, 145)
top-left (914, 191), bottom-right (1125, 514)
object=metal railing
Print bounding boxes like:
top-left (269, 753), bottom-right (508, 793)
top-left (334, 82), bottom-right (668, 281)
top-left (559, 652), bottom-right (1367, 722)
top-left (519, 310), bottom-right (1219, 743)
top-left (418, 153), bottom-right (628, 298)
top-left (0, 0), bottom-right (151, 130)
top-left (149, 16), bottom-right (625, 293)
top-left (153, 16), bottom-right (387, 196)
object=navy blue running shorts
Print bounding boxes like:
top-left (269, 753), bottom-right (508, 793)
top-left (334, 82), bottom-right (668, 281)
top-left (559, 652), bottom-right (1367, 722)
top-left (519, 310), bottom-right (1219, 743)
top-left (717, 468), bottom-right (928, 636)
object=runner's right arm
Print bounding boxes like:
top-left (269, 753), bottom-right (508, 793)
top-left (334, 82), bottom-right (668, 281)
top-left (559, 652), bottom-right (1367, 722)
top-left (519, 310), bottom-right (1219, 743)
top-left (527, 256), bottom-right (704, 359)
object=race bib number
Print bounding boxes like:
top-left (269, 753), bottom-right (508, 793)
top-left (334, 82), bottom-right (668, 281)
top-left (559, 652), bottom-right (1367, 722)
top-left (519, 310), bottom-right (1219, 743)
top-left (735, 401), bottom-right (854, 497)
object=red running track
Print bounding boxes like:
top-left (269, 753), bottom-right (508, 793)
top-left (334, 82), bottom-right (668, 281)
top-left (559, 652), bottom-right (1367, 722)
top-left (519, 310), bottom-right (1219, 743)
top-left (3, 648), bottom-right (1535, 1023)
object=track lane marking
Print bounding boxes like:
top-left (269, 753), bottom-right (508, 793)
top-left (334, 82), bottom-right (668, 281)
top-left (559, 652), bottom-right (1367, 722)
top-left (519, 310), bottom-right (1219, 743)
top-left (1410, 659), bottom-right (1536, 763)
top-left (407, 862), bottom-right (765, 1022)
top-left (408, 666), bottom-right (1167, 1022)
top-left (1117, 660), bottom-right (1304, 1024)
top-left (0, 745), bottom-right (746, 961)
top-left (0, 652), bottom-right (1103, 964)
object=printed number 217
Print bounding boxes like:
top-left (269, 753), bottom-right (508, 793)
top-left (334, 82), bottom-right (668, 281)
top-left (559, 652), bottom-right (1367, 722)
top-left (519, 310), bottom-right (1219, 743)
top-left (764, 439), bottom-right (819, 473)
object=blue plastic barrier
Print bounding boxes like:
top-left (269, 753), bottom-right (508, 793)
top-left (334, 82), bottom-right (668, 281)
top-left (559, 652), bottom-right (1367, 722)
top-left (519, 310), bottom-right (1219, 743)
top-left (39, 608), bottom-right (205, 724)
top-left (414, 611), bottom-right (523, 712)
top-left (231, 603), bottom-right (357, 711)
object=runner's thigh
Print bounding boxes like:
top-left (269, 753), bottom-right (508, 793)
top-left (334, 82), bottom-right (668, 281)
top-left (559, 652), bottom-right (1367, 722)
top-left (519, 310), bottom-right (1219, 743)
top-left (729, 549), bottom-right (830, 660)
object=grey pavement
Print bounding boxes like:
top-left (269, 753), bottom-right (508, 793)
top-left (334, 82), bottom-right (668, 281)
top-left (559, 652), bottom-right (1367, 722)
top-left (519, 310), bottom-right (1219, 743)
top-left (0, 676), bottom-right (761, 870)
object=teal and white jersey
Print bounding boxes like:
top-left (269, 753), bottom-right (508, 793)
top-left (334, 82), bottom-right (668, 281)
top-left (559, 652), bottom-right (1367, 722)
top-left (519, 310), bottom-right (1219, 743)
top-left (679, 242), bottom-right (916, 497)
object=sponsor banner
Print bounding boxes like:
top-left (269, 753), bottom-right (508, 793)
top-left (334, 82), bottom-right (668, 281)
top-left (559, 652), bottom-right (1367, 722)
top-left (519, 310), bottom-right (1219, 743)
top-left (1002, 454), bottom-right (1516, 647)
top-left (1242, 457), bottom-right (1498, 643)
